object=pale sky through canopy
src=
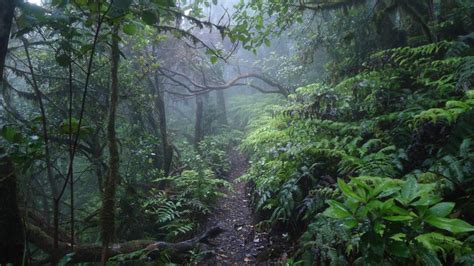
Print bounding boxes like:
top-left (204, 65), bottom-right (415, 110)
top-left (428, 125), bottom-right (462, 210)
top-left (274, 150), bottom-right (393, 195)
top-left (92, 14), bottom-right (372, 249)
top-left (27, 0), bottom-right (43, 6)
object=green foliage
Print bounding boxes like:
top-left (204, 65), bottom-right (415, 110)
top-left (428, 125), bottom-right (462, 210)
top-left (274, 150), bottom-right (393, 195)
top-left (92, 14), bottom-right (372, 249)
top-left (227, 94), bottom-right (285, 130)
top-left (298, 215), bottom-right (351, 265)
top-left (143, 169), bottom-right (230, 240)
top-left (1, 125), bottom-right (44, 171)
top-left (239, 37), bottom-right (474, 264)
top-left (322, 177), bottom-right (473, 264)
top-left (197, 130), bottom-right (242, 176)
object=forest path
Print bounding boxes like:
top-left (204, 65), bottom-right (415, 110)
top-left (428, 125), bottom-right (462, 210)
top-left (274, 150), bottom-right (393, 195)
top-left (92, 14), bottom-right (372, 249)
top-left (200, 150), bottom-right (271, 265)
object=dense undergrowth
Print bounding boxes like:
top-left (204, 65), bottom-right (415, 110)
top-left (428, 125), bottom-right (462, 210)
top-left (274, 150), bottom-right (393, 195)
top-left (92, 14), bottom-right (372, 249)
top-left (239, 37), bottom-right (474, 265)
top-left (120, 131), bottom-right (240, 237)
top-left (99, 130), bottom-right (240, 262)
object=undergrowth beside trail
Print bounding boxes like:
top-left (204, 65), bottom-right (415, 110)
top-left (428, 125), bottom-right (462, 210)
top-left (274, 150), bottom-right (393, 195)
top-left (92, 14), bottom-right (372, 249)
top-left (238, 39), bottom-right (474, 265)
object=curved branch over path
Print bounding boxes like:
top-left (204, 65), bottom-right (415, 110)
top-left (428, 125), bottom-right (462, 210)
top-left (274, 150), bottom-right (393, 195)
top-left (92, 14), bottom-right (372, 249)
top-left (159, 67), bottom-right (290, 96)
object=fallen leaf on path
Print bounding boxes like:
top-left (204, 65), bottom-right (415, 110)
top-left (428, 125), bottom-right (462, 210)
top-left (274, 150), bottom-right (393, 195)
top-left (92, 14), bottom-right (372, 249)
top-left (244, 257), bottom-right (254, 262)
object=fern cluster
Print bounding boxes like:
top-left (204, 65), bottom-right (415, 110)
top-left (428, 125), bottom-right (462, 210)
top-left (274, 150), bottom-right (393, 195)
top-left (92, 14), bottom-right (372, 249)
top-left (144, 168), bottom-right (230, 240)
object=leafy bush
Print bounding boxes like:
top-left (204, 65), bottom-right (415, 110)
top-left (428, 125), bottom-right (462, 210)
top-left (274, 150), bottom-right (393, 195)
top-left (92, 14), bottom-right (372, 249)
top-left (322, 177), bottom-right (474, 265)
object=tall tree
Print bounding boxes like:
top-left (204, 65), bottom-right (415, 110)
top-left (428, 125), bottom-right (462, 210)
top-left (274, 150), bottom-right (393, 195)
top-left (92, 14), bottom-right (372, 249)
top-left (0, 1), bottom-right (24, 264)
top-left (100, 23), bottom-right (120, 264)
top-left (154, 73), bottom-right (173, 176)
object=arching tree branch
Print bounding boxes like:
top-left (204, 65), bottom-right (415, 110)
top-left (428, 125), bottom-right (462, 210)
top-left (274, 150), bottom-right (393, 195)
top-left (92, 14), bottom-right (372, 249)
top-left (158, 67), bottom-right (289, 96)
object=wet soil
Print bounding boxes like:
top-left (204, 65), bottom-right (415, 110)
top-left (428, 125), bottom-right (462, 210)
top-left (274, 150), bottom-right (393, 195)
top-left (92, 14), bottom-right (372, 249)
top-left (199, 150), bottom-right (288, 265)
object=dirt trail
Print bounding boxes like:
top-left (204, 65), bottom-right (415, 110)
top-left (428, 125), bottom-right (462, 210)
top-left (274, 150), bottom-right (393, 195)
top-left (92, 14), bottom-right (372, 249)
top-left (201, 150), bottom-right (272, 265)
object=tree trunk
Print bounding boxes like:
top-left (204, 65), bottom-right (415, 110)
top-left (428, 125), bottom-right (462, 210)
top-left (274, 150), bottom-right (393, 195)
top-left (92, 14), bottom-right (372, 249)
top-left (90, 134), bottom-right (106, 193)
top-left (43, 195), bottom-right (50, 225)
top-left (194, 95), bottom-right (203, 147)
top-left (0, 4), bottom-right (21, 263)
top-left (216, 90), bottom-right (227, 126)
top-left (426, 0), bottom-right (434, 21)
top-left (21, 36), bottom-right (60, 260)
top-left (152, 74), bottom-right (173, 176)
top-left (0, 0), bottom-right (15, 82)
top-left (375, 2), bottom-right (404, 48)
top-left (53, 198), bottom-right (60, 260)
top-left (100, 24), bottom-right (120, 264)
top-left (0, 148), bottom-right (25, 265)
top-left (439, 0), bottom-right (456, 21)
top-left (146, 72), bottom-right (173, 179)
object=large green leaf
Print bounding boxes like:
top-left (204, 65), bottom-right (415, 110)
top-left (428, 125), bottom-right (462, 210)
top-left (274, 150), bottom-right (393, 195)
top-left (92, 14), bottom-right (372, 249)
top-left (399, 177), bottom-right (417, 204)
top-left (338, 178), bottom-right (365, 202)
top-left (365, 199), bottom-right (383, 212)
top-left (369, 179), bottom-right (398, 199)
top-left (428, 202), bottom-right (455, 218)
top-left (323, 200), bottom-right (352, 219)
top-left (425, 216), bottom-right (474, 234)
top-left (343, 218), bottom-right (358, 229)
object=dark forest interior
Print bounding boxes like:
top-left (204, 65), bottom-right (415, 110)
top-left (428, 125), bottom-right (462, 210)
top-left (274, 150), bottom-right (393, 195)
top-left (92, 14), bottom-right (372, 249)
top-left (1, 0), bottom-right (474, 265)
